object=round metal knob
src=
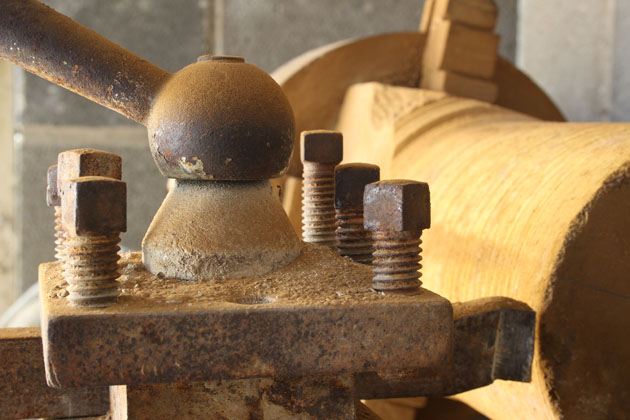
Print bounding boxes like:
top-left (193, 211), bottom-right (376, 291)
top-left (147, 56), bottom-right (295, 180)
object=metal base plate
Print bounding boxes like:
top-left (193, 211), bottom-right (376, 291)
top-left (40, 243), bottom-right (452, 388)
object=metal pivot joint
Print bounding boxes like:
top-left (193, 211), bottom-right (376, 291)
top-left (301, 130), bottom-right (343, 248)
top-left (334, 163), bottom-right (380, 264)
top-left (364, 180), bottom-right (431, 292)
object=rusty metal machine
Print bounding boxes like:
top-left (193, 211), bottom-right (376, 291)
top-left (4, 0), bottom-right (625, 419)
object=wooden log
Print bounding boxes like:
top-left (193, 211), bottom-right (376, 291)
top-left (422, 19), bottom-right (499, 79)
top-left (331, 82), bottom-right (630, 419)
top-left (434, 0), bottom-right (498, 30)
top-left (273, 32), bottom-right (563, 180)
top-left (421, 0), bottom-right (499, 101)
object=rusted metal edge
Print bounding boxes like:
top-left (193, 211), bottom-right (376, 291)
top-left (40, 256), bottom-right (452, 388)
top-left (0, 327), bottom-right (109, 419)
top-left (0, 0), bottom-right (170, 124)
top-left (355, 297), bottom-right (535, 399)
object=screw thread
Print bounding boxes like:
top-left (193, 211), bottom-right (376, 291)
top-left (53, 206), bottom-right (65, 261)
top-left (63, 233), bottom-right (121, 307)
top-left (372, 230), bottom-right (422, 292)
top-left (302, 162), bottom-right (337, 248)
top-left (335, 208), bottom-right (373, 264)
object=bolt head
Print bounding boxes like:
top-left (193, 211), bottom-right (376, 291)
top-left (334, 163), bottom-right (380, 209)
top-left (300, 130), bottom-right (343, 164)
top-left (61, 176), bottom-right (127, 236)
top-left (57, 149), bottom-right (122, 183)
top-left (46, 165), bottom-right (60, 207)
top-left (364, 180), bottom-right (430, 232)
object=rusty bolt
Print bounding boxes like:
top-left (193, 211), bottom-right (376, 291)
top-left (364, 180), bottom-right (430, 292)
top-left (334, 163), bottom-right (380, 264)
top-left (47, 164), bottom-right (64, 262)
top-left (300, 130), bottom-right (343, 248)
top-left (61, 174), bottom-right (126, 308)
top-left (55, 149), bottom-right (122, 273)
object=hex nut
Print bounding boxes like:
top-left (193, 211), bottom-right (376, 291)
top-left (335, 163), bottom-right (380, 209)
top-left (364, 180), bottom-right (431, 232)
top-left (46, 165), bottom-right (60, 207)
top-left (61, 176), bottom-right (127, 236)
top-left (57, 149), bottom-right (122, 183)
top-left (300, 130), bottom-right (343, 164)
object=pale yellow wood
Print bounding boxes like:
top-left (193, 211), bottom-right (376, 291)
top-left (387, 397), bottom-right (428, 408)
top-left (273, 33), bottom-right (425, 177)
top-left (422, 69), bottom-right (498, 102)
top-left (423, 19), bottom-right (499, 79)
top-left (435, 0), bottom-right (497, 29)
top-left (275, 33), bottom-right (563, 178)
top-left (330, 82), bottom-right (630, 420)
top-left (419, 0), bottom-right (437, 33)
top-left (421, 0), bottom-right (499, 102)
top-left (363, 399), bottom-right (416, 420)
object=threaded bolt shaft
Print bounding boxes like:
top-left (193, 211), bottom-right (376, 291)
top-left (371, 230), bottom-right (422, 291)
top-left (334, 163), bottom-right (379, 264)
top-left (53, 206), bottom-right (65, 261)
top-left (335, 208), bottom-right (374, 264)
top-left (302, 161), bottom-right (337, 247)
top-left (47, 164), bottom-right (64, 262)
top-left (300, 130), bottom-right (343, 248)
top-left (63, 233), bottom-right (121, 307)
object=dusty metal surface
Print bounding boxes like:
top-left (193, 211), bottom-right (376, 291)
top-left (142, 180), bottom-right (301, 281)
top-left (111, 376), bottom-right (355, 420)
top-left (40, 245), bottom-right (452, 388)
top-left (334, 163), bottom-right (380, 264)
top-left (355, 297), bottom-right (535, 398)
top-left (0, 327), bottom-right (109, 419)
top-left (301, 130), bottom-right (343, 247)
top-left (147, 56), bottom-right (295, 180)
top-left (0, 0), bottom-right (170, 124)
top-left (364, 180), bottom-right (430, 291)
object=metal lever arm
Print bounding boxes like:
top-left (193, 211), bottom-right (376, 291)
top-left (0, 0), bottom-right (171, 124)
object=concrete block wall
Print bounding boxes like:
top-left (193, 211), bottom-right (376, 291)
top-left (517, 0), bottom-right (630, 122)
